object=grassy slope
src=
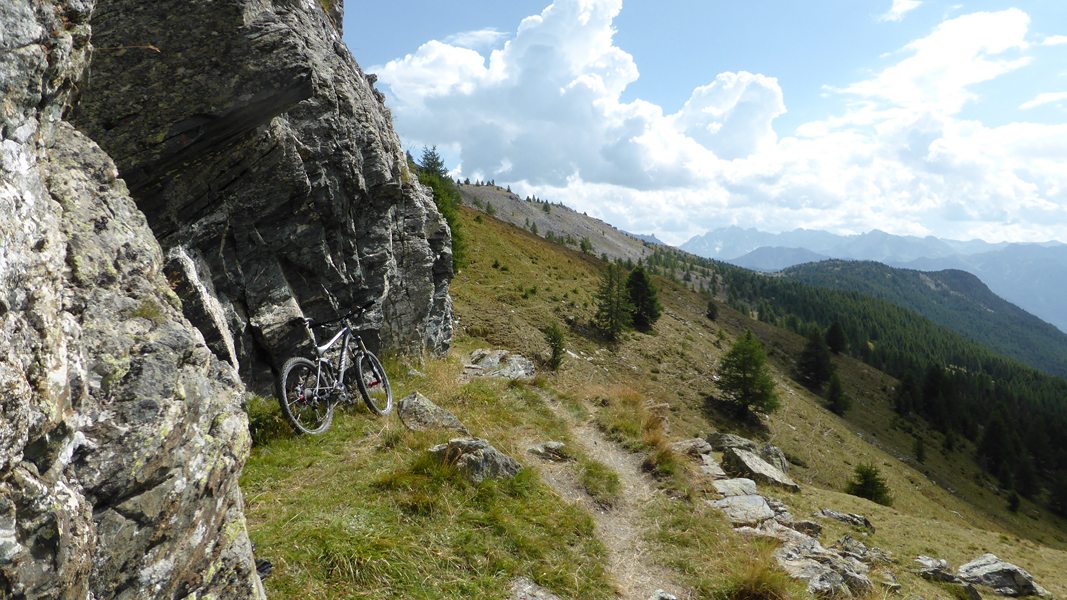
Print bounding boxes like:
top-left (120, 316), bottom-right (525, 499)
top-left (243, 207), bottom-right (1067, 598)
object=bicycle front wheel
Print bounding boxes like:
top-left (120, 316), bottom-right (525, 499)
top-left (278, 357), bottom-right (335, 434)
top-left (355, 351), bottom-right (393, 415)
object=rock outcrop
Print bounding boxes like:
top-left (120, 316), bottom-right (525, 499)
top-left (1, 1), bottom-right (260, 596)
top-left (430, 438), bottom-right (523, 484)
top-left (957, 554), bottom-right (1051, 598)
top-left (73, 0), bottom-right (454, 390)
top-left (462, 349), bottom-right (536, 381)
top-left (397, 392), bottom-right (467, 434)
top-left (721, 447), bottom-right (800, 492)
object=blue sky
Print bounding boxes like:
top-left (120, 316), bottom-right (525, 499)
top-left (344, 1), bottom-right (1067, 244)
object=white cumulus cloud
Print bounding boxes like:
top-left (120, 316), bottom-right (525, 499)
top-left (1041, 34), bottom-right (1067, 46)
top-left (373, 2), bottom-right (1067, 244)
top-left (879, 0), bottom-right (922, 23)
top-left (443, 28), bottom-right (508, 49)
top-left (1020, 92), bottom-right (1067, 110)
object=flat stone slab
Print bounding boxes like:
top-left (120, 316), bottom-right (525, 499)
top-left (709, 494), bottom-right (775, 526)
top-left (398, 392), bottom-right (467, 433)
top-left (462, 349), bottom-right (535, 380)
top-left (713, 478), bottom-right (758, 497)
top-left (722, 447), bottom-right (800, 492)
top-left (430, 438), bottom-right (522, 484)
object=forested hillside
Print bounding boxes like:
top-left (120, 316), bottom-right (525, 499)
top-left (783, 260), bottom-right (1067, 378)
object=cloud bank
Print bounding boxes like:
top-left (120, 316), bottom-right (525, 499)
top-left (373, 1), bottom-right (1067, 244)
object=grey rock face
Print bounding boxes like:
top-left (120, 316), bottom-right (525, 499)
top-left (709, 495), bottom-right (776, 526)
top-left (528, 441), bottom-right (572, 462)
top-left (430, 438), bottom-right (522, 484)
top-left (915, 555), bottom-right (960, 583)
top-left (833, 535), bottom-right (892, 565)
top-left (73, 0), bottom-right (454, 391)
top-left (713, 478), bottom-right (759, 497)
top-left (462, 349), bottom-right (536, 381)
top-left (0, 2), bottom-right (260, 597)
top-left (398, 392), bottom-right (467, 434)
top-left (706, 432), bottom-right (758, 452)
top-left (699, 454), bottom-right (728, 479)
top-left (957, 553), bottom-right (1051, 598)
top-left (759, 443), bottom-right (790, 474)
top-left (817, 508), bottom-right (875, 532)
top-left (737, 520), bottom-right (873, 597)
top-left (722, 447), bottom-right (801, 492)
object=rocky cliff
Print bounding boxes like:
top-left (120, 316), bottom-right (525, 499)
top-left (2, 0), bottom-right (452, 596)
top-left (74, 0), bottom-right (454, 390)
top-left (1, 1), bottom-right (261, 597)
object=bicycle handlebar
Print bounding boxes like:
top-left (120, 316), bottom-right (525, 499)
top-left (288, 300), bottom-right (376, 330)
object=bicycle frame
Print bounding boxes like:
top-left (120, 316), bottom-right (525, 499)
top-left (308, 322), bottom-right (369, 396)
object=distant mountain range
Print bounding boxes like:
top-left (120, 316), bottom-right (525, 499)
top-left (783, 261), bottom-right (1067, 378)
top-left (681, 227), bottom-right (1067, 333)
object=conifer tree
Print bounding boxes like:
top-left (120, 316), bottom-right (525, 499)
top-left (826, 321), bottom-right (848, 354)
top-left (845, 464), bottom-right (893, 506)
top-left (717, 331), bottom-right (779, 414)
top-left (626, 266), bottom-right (662, 331)
top-left (594, 263), bottom-right (633, 340)
top-left (826, 372), bottom-right (851, 415)
top-left (797, 329), bottom-right (834, 389)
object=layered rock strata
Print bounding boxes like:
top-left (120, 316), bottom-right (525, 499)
top-left (1, 1), bottom-right (261, 596)
top-left (74, 0), bottom-right (454, 390)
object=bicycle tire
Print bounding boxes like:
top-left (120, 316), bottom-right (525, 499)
top-left (278, 356), bottom-right (334, 434)
top-left (355, 351), bottom-right (393, 415)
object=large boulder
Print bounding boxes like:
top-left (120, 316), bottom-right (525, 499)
top-left (0, 1), bottom-right (260, 596)
top-left (957, 554), bottom-right (1051, 598)
top-left (430, 438), bottom-right (522, 484)
top-left (722, 447), bottom-right (800, 492)
top-left (73, 0), bottom-right (454, 391)
top-left (398, 392), bottom-right (468, 434)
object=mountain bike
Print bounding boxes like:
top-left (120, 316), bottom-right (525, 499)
top-left (276, 302), bottom-right (392, 434)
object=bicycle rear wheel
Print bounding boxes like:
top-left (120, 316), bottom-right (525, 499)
top-left (355, 351), bottom-right (392, 415)
top-left (278, 357), bottom-right (334, 434)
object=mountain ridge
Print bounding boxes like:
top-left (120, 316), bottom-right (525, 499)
top-left (681, 226), bottom-right (1067, 333)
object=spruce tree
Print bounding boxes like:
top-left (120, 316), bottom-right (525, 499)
top-left (594, 263), bottom-right (633, 340)
top-left (797, 329), bottom-right (834, 389)
top-left (626, 266), bottom-right (662, 331)
top-left (845, 464), bottom-right (893, 506)
top-left (826, 372), bottom-right (851, 415)
top-left (717, 331), bottom-right (779, 414)
top-left (826, 321), bottom-right (848, 354)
